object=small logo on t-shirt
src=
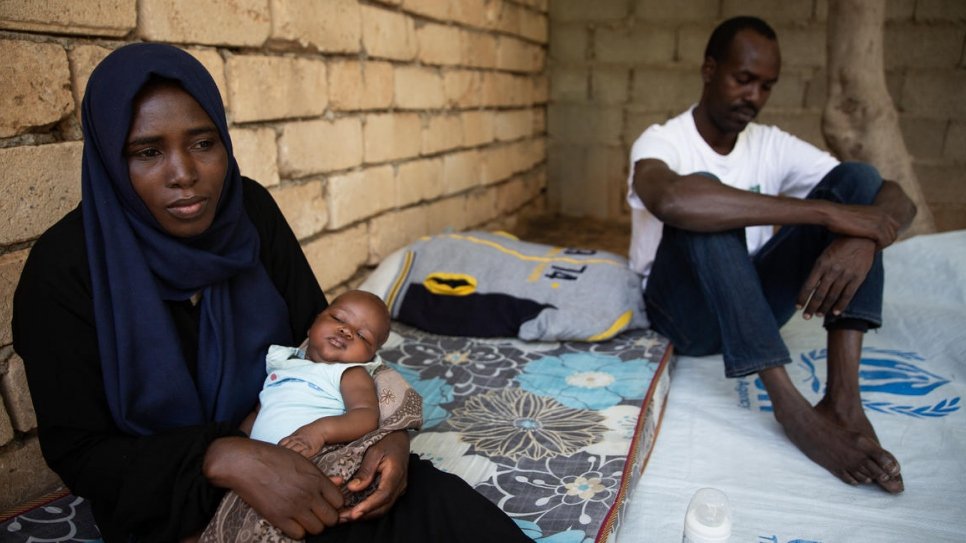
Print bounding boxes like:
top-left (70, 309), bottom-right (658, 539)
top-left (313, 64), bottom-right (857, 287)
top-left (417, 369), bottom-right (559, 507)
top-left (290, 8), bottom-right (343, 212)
top-left (749, 184), bottom-right (761, 193)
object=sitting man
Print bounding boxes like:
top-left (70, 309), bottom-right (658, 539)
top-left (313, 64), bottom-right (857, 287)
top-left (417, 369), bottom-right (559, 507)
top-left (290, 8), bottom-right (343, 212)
top-left (628, 16), bottom-right (916, 493)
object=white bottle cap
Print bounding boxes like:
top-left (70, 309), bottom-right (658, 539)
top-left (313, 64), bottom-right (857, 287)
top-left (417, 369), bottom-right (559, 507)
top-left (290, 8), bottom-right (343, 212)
top-left (682, 487), bottom-right (732, 543)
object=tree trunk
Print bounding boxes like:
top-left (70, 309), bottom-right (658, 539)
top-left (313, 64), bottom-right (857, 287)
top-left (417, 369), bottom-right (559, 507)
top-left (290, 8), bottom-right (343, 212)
top-left (823, 0), bottom-right (935, 237)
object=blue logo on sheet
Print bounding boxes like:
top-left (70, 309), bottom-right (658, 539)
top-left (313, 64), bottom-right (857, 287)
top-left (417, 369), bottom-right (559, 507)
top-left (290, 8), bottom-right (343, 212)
top-left (736, 347), bottom-right (960, 418)
top-left (758, 536), bottom-right (821, 543)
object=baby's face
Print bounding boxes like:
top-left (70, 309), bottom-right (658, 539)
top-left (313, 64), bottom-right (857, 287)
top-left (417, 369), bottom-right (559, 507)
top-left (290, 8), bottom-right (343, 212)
top-left (305, 292), bottom-right (389, 364)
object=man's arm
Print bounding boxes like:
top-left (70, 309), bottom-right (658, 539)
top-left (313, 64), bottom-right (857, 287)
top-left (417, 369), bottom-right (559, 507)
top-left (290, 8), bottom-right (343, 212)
top-left (796, 179), bottom-right (917, 319)
top-left (632, 158), bottom-right (905, 248)
top-left (870, 179), bottom-right (917, 237)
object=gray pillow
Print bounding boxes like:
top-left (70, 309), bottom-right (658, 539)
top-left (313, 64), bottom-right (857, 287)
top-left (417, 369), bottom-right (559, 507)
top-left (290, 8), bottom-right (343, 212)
top-left (360, 231), bottom-right (648, 341)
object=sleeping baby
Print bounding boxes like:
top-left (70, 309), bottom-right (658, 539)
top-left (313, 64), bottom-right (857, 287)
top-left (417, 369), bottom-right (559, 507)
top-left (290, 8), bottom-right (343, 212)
top-left (248, 289), bottom-right (390, 456)
top-left (200, 290), bottom-right (423, 543)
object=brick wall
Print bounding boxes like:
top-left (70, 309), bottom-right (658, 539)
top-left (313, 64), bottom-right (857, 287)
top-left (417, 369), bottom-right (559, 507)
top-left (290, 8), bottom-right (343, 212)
top-left (548, 0), bottom-right (966, 231)
top-left (0, 0), bottom-right (548, 510)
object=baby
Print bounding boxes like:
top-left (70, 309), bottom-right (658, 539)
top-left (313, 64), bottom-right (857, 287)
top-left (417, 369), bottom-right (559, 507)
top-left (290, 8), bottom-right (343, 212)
top-left (202, 290), bottom-right (423, 543)
top-left (247, 289), bottom-right (391, 458)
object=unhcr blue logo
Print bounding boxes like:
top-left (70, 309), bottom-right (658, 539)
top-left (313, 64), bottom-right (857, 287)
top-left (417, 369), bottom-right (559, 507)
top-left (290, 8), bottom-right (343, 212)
top-left (736, 347), bottom-right (960, 418)
top-left (758, 536), bottom-right (821, 543)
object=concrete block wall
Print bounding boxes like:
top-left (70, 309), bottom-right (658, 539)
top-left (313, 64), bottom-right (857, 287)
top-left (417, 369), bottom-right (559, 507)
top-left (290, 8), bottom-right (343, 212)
top-left (548, 0), bottom-right (966, 232)
top-left (0, 0), bottom-right (548, 510)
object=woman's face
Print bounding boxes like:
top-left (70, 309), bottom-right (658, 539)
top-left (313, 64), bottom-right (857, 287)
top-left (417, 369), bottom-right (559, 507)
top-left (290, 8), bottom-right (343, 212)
top-left (125, 82), bottom-right (227, 237)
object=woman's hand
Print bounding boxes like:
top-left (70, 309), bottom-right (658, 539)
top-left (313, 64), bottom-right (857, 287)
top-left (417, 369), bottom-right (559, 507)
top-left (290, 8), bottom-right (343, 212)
top-left (334, 430), bottom-right (411, 522)
top-left (204, 437), bottom-right (343, 539)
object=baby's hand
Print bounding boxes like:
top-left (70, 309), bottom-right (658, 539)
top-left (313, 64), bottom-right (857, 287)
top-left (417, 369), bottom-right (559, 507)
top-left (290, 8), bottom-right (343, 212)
top-left (278, 433), bottom-right (324, 458)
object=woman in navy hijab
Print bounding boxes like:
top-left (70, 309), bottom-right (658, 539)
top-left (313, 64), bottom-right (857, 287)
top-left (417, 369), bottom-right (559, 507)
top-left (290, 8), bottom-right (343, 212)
top-left (13, 43), bottom-right (529, 542)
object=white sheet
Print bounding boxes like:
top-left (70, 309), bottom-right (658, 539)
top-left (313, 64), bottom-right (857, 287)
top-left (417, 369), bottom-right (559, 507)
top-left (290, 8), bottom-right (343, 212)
top-left (617, 230), bottom-right (966, 542)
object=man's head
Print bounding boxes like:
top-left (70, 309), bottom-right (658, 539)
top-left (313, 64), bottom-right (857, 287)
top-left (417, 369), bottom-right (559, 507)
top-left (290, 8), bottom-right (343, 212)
top-left (305, 290), bottom-right (391, 364)
top-left (699, 16), bottom-right (781, 136)
top-left (704, 16), bottom-right (777, 63)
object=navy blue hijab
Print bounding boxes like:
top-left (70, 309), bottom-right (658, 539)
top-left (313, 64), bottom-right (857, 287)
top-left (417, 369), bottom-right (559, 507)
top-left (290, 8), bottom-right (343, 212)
top-left (81, 43), bottom-right (290, 435)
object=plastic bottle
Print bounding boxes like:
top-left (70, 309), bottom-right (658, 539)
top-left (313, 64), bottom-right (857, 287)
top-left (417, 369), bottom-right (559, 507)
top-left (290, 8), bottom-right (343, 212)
top-left (682, 487), bottom-right (732, 543)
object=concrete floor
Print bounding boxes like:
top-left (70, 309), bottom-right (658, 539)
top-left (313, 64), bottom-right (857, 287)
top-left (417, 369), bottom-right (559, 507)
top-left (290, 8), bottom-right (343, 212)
top-left (510, 213), bottom-right (632, 257)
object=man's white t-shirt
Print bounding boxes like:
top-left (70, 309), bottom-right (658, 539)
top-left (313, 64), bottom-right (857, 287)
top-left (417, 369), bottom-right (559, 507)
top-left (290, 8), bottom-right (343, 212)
top-left (626, 106), bottom-right (840, 287)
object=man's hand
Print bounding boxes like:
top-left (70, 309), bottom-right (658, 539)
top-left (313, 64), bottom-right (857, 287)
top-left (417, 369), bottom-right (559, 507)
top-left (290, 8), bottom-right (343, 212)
top-left (824, 204), bottom-right (899, 250)
top-left (797, 237), bottom-right (876, 319)
top-left (333, 430), bottom-right (410, 522)
top-left (204, 437), bottom-right (343, 539)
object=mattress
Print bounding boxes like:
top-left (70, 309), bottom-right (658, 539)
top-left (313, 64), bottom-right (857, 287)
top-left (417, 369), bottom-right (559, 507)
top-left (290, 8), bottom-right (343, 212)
top-left (0, 325), bottom-right (673, 543)
top-left (617, 230), bottom-right (966, 542)
top-left (0, 490), bottom-right (98, 542)
top-left (380, 323), bottom-right (673, 542)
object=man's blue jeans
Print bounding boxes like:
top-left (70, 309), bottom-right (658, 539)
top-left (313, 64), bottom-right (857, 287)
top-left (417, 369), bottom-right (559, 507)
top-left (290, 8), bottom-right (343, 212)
top-left (643, 162), bottom-right (885, 378)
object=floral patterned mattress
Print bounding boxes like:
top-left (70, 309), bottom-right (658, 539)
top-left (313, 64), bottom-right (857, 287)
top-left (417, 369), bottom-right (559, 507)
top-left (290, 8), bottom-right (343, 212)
top-left (380, 323), bottom-right (674, 542)
top-left (0, 324), bottom-right (673, 543)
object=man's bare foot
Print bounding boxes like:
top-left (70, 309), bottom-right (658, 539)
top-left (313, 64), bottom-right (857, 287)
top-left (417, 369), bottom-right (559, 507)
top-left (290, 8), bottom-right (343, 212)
top-left (819, 327), bottom-right (903, 493)
top-left (815, 397), bottom-right (903, 493)
top-left (760, 366), bottom-right (903, 494)
top-left (775, 401), bottom-right (902, 493)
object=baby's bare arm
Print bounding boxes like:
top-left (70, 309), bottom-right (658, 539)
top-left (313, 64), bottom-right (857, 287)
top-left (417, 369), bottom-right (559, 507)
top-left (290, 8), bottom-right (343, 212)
top-left (279, 367), bottom-right (380, 458)
top-left (239, 402), bottom-right (259, 435)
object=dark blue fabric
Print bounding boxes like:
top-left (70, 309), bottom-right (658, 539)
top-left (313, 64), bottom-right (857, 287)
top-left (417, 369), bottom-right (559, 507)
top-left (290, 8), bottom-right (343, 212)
top-left (80, 43), bottom-right (291, 435)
